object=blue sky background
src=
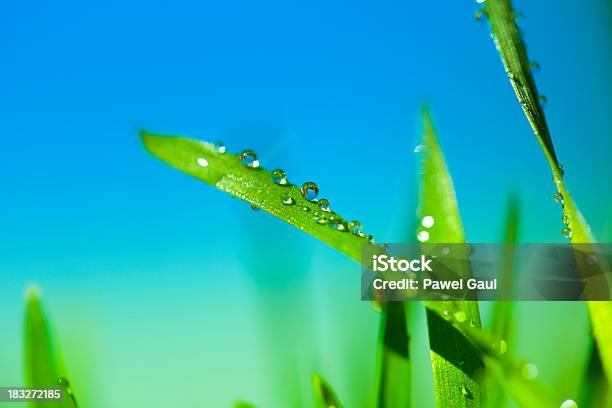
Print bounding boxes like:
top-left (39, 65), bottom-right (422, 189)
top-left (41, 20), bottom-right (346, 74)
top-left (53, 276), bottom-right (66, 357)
top-left (1, 0), bottom-right (611, 406)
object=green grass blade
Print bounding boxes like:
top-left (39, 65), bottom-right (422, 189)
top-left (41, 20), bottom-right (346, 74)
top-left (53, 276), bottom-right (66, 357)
top-left (482, 0), bottom-right (559, 170)
top-left (375, 303), bottom-right (411, 408)
top-left (487, 196), bottom-right (519, 408)
top-left (482, 0), bottom-right (612, 381)
top-left (141, 131), bottom-right (369, 262)
top-left (417, 109), bottom-right (484, 407)
top-left (312, 374), bottom-right (343, 408)
top-left (24, 286), bottom-right (78, 408)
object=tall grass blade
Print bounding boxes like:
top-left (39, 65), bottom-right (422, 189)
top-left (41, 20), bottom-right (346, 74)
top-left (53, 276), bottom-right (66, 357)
top-left (24, 286), bottom-right (78, 408)
top-left (487, 196), bottom-right (519, 408)
top-left (417, 109), bottom-right (483, 407)
top-left (375, 302), bottom-right (411, 408)
top-left (482, 0), bottom-right (612, 381)
top-left (312, 373), bottom-right (343, 408)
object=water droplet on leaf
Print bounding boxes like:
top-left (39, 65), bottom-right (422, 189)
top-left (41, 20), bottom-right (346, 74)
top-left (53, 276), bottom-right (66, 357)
top-left (350, 220), bottom-right (363, 236)
top-left (521, 363), bottom-right (538, 379)
top-left (300, 182), bottom-right (319, 201)
top-left (454, 310), bottom-right (467, 323)
top-left (281, 193), bottom-right (295, 206)
top-left (413, 144), bottom-right (425, 153)
top-left (562, 227), bottom-right (572, 239)
top-left (214, 141), bottom-right (226, 154)
top-left (417, 230), bottom-right (430, 242)
top-left (271, 168), bottom-right (289, 186)
top-left (318, 198), bottom-right (331, 212)
top-left (328, 213), bottom-right (348, 232)
top-left (554, 192), bottom-right (564, 204)
top-left (239, 150), bottom-right (260, 169)
top-left (421, 215), bottom-right (435, 228)
top-left (559, 400), bottom-right (578, 408)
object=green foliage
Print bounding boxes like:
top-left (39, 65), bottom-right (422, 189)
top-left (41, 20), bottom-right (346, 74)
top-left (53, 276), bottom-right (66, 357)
top-left (375, 303), bottom-right (411, 408)
top-left (24, 286), bottom-right (77, 408)
top-left (417, 109), bottom-right (484, 407)
top-left (312, 374), bottom-right (343, 408)
top-left (483, 0), bottom-right (612, 383)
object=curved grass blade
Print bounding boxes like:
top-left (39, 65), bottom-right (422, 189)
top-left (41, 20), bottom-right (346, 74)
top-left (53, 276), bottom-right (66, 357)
top-left (417, 109), bottom-right (484, 407)
top-left (482, 0), bottom-right (612, 381)
top-left (24, 286), bottom-right (78, 408)
top-left (312, 373), bottom-right (343, 408)
top-left (141, 131), bottom-right (369, 262)
top-left (375, 302), bottom-right (411, 408)
top-left (487, 196), bottom-right (519, 408)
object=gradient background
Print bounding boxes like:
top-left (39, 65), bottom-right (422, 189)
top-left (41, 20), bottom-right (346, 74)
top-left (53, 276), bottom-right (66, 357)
top-left (1, 0), bottom-right (611, 406)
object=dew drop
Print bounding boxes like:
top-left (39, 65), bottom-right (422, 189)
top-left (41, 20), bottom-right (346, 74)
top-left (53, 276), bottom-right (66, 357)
top-left (562, 227), bottom-right (572, 239)
top-left (301, 206), bottom-right (310, 212)
top-left (271, 168), bottom-right (289, 186)
top-left (460, 384), bottom-right (471, 398)
top-left (421, 215), bottom-right (435, 228)
top-left (561, 214), bottom-right (570, 225)
top-left (328, 214), bottom-right (348, 232)
top-left (214, 141), bottom-right (226, 154)
top-left (250, 204), bottom-right (260, 211)
top-left (499, 340), bottom-right (508, 354)
top-left (417, 230), bottom-right (430, 242)
top-left (350, 220), bottom-right (363, 236)
top-left (239, 150), bottom-right (260, 169)
top-left (196, 157), bottom-right (209, 167)
top-left (521, 363), bottom-right (538, 379)
top-left (318, 198), bottom-right (331, 212)
top-left (476, 0), bottom-right (486, 3)
top-left (559, 400), bottom-right (578, 408)
top-left (454, 310), bottom-right (467, 323)
top-left (313, 211), bottom-right (328, 225)
top-left (554, 192), bottom-right (564, 204)
top-left (300, 182), bottom-right (319, 201)
top-left (413, 144), bottom-right (425, 153)
top-left (281, 193), bottom-right (295, 206)
top-left (367, 235), bottom-right (376, 244)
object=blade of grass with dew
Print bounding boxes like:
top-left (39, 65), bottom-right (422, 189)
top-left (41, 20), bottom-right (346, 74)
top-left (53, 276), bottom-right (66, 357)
top-left (141, 131), bottom-right (369, 263)
top-left (417, 109), bottom-right (484, 407)
top-left (24, 286), bottom-right (78, 408)
top-left (375, 302), bottom-right (411, 408)
top-left (482, 0), bottom-right (612, 381)
top-left (486, 196), bottom-right (519, 408)
top-left (312, 373), bottom-right (343, 408)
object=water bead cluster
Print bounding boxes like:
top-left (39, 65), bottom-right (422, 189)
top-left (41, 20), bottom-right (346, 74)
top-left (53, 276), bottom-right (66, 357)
top-left (196, 142), bottom-right (373, 241)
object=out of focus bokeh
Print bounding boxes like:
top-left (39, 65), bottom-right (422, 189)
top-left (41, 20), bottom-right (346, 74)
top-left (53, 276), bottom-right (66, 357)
top-left (1, 0), bottom-right (611, 406)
